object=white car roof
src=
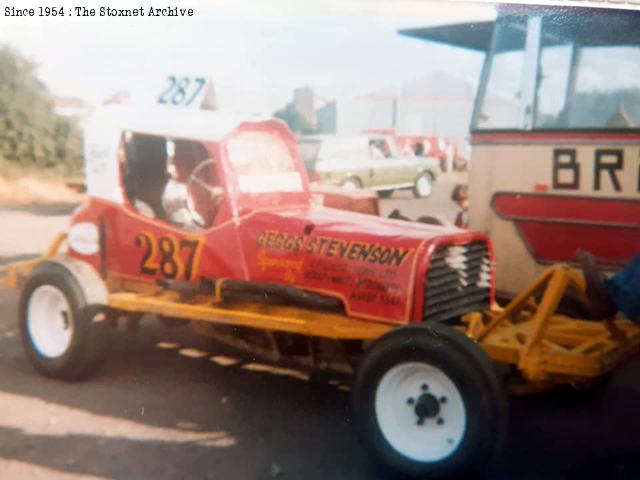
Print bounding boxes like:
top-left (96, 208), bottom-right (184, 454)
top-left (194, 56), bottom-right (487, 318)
top-left (83, 105), bottom-right (272, 204)
top-left (88, 105), bottom-right (270, 142)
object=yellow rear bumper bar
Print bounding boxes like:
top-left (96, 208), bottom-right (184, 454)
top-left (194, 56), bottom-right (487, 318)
top-left (464, 265), bottom-right (640, 391)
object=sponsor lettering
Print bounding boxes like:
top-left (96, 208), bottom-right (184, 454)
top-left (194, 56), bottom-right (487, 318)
top-left (256, 229), bottom-right (414, 268)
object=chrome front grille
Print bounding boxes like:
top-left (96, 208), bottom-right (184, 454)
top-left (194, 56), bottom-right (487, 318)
top-left (423, 241), bottom-right (491, 323)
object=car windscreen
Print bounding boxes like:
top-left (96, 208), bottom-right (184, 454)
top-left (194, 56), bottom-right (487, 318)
top-left (315, 137), bottom-right (370, 165)
top-left (227, 131), bottom-right (303, 193)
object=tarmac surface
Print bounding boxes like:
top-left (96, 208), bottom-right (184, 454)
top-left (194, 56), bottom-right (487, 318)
top-left (1, 185), bottom-right (640, 479)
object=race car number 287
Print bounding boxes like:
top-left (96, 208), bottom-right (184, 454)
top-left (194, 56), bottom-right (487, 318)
top-left (135, 232), bottom-right (204, 281)
top-left (157, 76), bottom-right (206, 107)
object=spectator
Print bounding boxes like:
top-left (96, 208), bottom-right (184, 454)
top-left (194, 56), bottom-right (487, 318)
top-left (369, 140), bottom-right (384, 160)
top-left (578, 251), bottom-right (640, 323)
top-left (381, 141), bottom-right (392, 158)
top-left (451, 184), bottom-right (469, 229)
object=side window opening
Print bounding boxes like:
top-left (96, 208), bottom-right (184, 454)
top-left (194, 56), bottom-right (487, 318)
top-left (369, 139), bottom-right (385, 160)
top-left (119, 133), bottom-right (222, 229)
top-left (122, 133), bottom-right (169, 218)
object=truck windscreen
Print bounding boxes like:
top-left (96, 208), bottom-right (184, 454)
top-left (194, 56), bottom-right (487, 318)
top-left (473, 9), bottom-right (640, 130)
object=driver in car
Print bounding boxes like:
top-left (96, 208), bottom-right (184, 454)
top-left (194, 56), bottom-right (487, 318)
top-left (162, 140), bottom-right (222, 229)
top-left (162, 140), bottom-right (197, 228)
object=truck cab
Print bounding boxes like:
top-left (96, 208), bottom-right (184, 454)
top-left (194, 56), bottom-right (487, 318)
top-left (402, 6), bottom-right (640, 296)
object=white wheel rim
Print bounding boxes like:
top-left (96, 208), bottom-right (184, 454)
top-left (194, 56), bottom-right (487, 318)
top-left (416, 176), bottom-right (432, 197)
top-left (375, 362), bottom-right (466, 463)
top-left (342, 180), bottom-right (359, 191)
top-left (27, 285), bottom-right (74, 358)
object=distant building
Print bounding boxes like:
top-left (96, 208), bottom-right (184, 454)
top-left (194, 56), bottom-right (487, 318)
top-left (53, 96), bottom-right (93, 125)
top-left (316, 101), bottom-right (337, 133)
top-left (103, 90), bottom-right (131, 106)
top-left (316, 93), bottom-right (396, 136)
top-left (293, 86), bottom-right (316, 128)
top-left (397, 71), bottom-right (476, 148)
top-left (315, 72), bottom-right (476, 151)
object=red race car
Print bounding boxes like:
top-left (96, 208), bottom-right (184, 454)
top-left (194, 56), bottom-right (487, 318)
top-left (8, 105), bottom-right (502, 479)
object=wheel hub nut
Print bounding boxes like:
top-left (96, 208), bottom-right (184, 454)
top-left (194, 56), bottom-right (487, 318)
top-left (414, 393), bottom-right (440, 420)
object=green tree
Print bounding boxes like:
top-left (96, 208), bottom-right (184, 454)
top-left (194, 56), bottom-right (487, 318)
top-left (0, 46), bottom-right (82, 173)
top-left (274, 104), bottom-right (314, 134)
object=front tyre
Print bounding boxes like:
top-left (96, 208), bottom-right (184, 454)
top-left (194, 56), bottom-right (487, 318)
top-left (19, 262), bottom-right (109, 381)
top-left (413, 172), bottom-right (433, 198)
top-left (352, 323), bottom-right (507, 479)
top-left (340, 177), bottom-right (362, 191)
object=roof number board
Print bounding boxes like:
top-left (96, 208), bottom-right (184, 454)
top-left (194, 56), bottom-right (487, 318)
top-left (157, 76), bottom-right (215, 109)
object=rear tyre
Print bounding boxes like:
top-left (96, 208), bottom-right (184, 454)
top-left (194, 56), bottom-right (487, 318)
top-left (413, 172), bottom-right (433, 198)
top-left (340, 177), bottom-right (362, 191)
top-left (378, 190), bottom-right (394, 199)
top-left (19, 262), bottom-right (110, 381)
top-left (352, 323), bottom-right (507, 479)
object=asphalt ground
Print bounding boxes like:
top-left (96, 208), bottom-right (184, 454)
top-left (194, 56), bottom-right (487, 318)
top-left (1, 185), bottom-right (640, 479)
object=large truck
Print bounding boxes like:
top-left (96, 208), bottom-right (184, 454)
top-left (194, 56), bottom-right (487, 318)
top-left (401, 5), bottom-right (640, 297)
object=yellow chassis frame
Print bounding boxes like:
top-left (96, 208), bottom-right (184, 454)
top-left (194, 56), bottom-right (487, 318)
top-left (5, 234), bottom-right (640, 392)
top-left (463, 265), bottom-right (640, 392)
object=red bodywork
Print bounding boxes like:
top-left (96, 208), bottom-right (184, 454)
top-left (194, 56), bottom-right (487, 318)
top-left (70, 119), bottom-right (490, 326)
top-left (362, 128), bottom-right (457, 162)
top-left (493, 192), bottom-right (639, 269)
top-left (310, 183), bottom-right (380, 216)
top-left (395, 135), bottom-right (457, 162)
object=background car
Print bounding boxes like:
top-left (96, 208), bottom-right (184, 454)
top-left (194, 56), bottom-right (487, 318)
top-left (297, 134), bottom-right (439, 198)
top-left (362, 128), bottom-right (465, 173)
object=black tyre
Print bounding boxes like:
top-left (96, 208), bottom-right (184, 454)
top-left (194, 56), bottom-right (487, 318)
top-left (378, 189), bottom-right (394, 199)
top-left (18, 262), bottom-right (109, 381)
top-left (352, 323), bottom-right (507, 479)
top-left (412, 172), bottom-right (433, 198)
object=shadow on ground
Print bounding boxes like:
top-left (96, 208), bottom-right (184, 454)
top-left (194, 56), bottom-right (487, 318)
top-left (0, 254), bottom-right (38, 265)
top-left (0, 202), bottom-right (79, 217)
top-left (0, 310), bottom-right (380, 480)
top-left (1, 287), bottom-right (640, 479)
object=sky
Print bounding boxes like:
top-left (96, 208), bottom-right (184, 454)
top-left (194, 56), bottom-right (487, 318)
top-left (0, 0), bottom-right (493, 115)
